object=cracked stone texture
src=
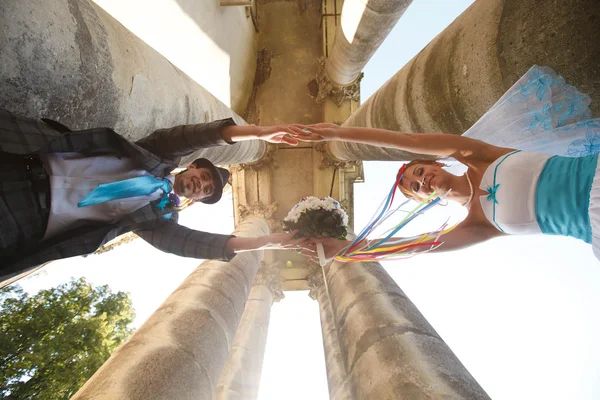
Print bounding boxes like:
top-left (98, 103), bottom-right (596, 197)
top-left (72, 217), bottom-right (269, 400)
top-left (331, 0), bottom-right (600, 161)
top-left (0, 0), bottom-right (265, 166)
top-left (324, 260), bottom-right (490, 399)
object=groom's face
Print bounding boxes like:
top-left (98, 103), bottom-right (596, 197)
top-left (174, 164), bottom-right (215, 201)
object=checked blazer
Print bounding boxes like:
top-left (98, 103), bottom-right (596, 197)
top-left (0, 108), bottom-right (237, 280)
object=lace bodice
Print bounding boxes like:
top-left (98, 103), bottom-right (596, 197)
top-left (478, 150), bottom-right (552, 234)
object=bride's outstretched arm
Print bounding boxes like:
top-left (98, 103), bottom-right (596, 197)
top-left (288, 123), bottom-right (512, 163)
top-left (299, 224), bottom-right (501, 262)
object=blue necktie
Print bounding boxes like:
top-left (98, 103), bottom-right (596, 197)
top-left (78, 175), bottom-right (172, 208)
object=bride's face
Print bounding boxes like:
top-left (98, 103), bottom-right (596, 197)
top-left (400, 162), bottom-right (450, 198)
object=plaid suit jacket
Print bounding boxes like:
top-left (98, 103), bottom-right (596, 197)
top-left (0, 109), bottom-right (237, 279)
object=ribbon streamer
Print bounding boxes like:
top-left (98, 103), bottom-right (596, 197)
top-left (334, 166), bottom-right (454, 262)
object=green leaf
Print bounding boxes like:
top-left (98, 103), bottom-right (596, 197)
top-left (0, 278), bottom-right (135, 399)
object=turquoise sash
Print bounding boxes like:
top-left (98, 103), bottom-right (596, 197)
top-left (535, 154), bottom-right (598, 243)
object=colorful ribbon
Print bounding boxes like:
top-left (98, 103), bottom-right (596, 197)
top-left (334, 165), bottom-right (454, 262)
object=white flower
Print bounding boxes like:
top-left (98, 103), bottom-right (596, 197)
top-left (284, 196), bottom-right (349, 227)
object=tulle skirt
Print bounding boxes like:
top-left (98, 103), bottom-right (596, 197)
top-left (463, 65), bottom-right (599, 156)
top-left (462, 65), bottom-right (600, 259)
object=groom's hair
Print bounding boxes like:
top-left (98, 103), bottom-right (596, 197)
top-left (176, 159), bottom-right (208, 176)
top-left (190, 158), bottom-right (205, 169)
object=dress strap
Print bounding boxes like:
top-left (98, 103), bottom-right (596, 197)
top-left (488, 150), bottom-right (522, 232)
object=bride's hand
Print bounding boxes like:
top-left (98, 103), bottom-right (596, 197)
top-left (288, 123), bottom-right (341, 142)
top-left (298, 237), bottom-right (352, 263)
top-left (253, 125), bottom-right (308, 145)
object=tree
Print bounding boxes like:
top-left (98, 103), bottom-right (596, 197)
top-left (0, 277), bottom-right (135, 399)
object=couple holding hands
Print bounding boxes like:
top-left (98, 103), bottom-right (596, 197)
top-left (2, 66), bottom-right (599, 286)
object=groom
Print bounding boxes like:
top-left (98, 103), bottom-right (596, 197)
top-left (0, 108), bottom-right (307, 286)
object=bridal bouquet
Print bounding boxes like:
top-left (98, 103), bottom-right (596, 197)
top-left (284, 197), bottom-right (348, 265)
top-left (284, 196), bottom-right (348, 239)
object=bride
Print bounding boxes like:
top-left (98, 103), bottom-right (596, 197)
top-left (289, 66), bottom-right (600, 263)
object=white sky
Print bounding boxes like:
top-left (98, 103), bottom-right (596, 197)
top-left (13, 0), bottom-right (600, 399)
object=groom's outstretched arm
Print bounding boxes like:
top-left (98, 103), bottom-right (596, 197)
top-left (135, 221), bottom-right (236, 261)
top-left (135, 223), bottom-right (306, 261)
top-left (224, 231), bottom-right (305, 253)
top-left (135, 118), bottom-right (238, 160)
top-left (136, 119), bottom-right (308, 161)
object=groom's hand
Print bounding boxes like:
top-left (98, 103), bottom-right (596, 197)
top-left (226, 230), bottom-right (307, 254)
top-left (259, 230), bottom-right (308, 250)
top-left (222, 124), bottom-right (315, 146)
top-left (288, 123), bottom-right (341, 142)
top-left (255, 126), bottom-right (303, 145)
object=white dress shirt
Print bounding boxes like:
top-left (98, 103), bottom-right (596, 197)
top-left (41, 153), bottom-right (174, 240)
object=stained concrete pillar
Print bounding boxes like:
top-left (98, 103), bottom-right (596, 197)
top-left (0, 0), bottom-right (265, 166)
top-left (328, 140), bottom-right (436, 161)
top-left (325, 0), bottom-right (412, 86)
top-left (72, 216), bottom-right (269, 400)
top-left (308, 265), bottom-right (354, 400)
top-left (329, 0), bottom-right (600, 161)
top-left (324, 260), bottom-right (489, 399)
top-left (214, 260), bottom-right (284, 400)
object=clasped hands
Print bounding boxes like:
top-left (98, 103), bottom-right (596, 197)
top-left (263, 231), bottom-right (351, 264)
top-left (253, 123), bottom-right (341, 145)
top-left (253, 123), bottom-right (350, 263)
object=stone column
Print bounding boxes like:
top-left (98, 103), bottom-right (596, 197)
top-left (0, 0), bottom-right (265, 165)
top-left (72, 216), bottom-right (269, 400)
top-left (319, 0), bottom-right (412, 104)
top-left (214, 260), bottom-right (284, 400)
top-left (308, 265), bottom-right (354, 400)
top-left (329, 0), bottom-right (600, 161)
top-left (324, 260), bottom-right (489, 399)
top-left (327, 140), bottom-right (436, 162)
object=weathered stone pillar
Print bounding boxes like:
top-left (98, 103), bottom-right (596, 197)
top-left (321, 0), bottom-right (412, 102)
top-left (214, 260), bottom-right (284, 400)
top-left (308, 265), bottom-right (354, 400)
top-left (0, 0), bottom-right (265, 166)
top-left (72, 216), bottom-right (269, 400)
top-left (324, 260), bottom-right (489, 399)
top-left (327, 140), bottom-right (436, 162)
top-left (330, 0), bottom-right (600, 161)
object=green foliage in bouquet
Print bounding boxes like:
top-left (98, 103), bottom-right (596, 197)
top-left (283, 208), bottom-right (347, 240)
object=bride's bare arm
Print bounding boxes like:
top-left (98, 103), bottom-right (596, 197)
top-left (289, 124), bottom-right (513, 164)
top-left (299, 223), bottom-right (501, 262)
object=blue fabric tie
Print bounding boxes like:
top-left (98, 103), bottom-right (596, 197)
top-left (535, 154), bottom-right (597, 243)
top-left (78, 175), bottom-right (172, 208)
top-left (486, 183), bottom-right (500, 204)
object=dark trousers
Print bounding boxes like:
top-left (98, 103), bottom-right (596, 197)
top-left (0, 152), bottom-right (50, 263)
